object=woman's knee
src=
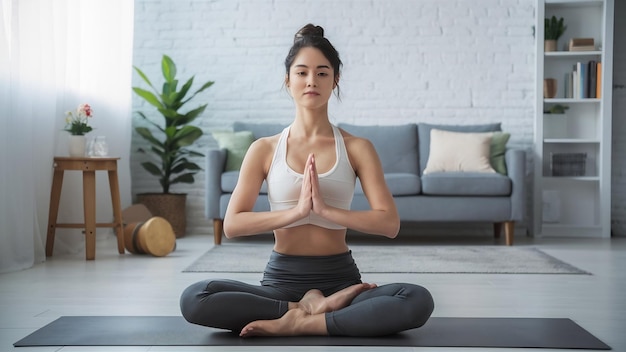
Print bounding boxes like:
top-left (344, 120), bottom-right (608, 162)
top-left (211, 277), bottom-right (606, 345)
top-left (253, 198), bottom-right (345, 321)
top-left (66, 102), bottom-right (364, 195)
top-left (405, 284), bottom-right (435, 327)
top-left (180, 281), bottom-right (206, 323)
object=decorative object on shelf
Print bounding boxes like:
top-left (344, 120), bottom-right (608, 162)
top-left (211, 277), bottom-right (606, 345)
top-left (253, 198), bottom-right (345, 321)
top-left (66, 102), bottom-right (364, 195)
top-left (64, 103), bottom-right (94, 157)
top-left (543, 78), bottom-right (557, 98)
top-left (545, 104), bottom-right (569, 114)
top-left (132, 55), bottom-right (214, 237)
top-left (544, 16), bottom-right (566, 52)
top-left (568, 38), bottom-right (595, 52)
top-left (543, 113), bottom-right (568, 139)
top-left (543, 104), bottom-right (570, 138)
top-left (550, 152), bottom-right (587, 177)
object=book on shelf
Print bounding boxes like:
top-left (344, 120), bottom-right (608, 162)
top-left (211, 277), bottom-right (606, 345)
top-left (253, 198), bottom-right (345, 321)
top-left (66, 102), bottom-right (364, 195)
top-left (596, 62), bottom-right (602, 98)
top-left (588, 61), bottom-right (597, 99)
top-left (563, 61), bottom-right (601, 99)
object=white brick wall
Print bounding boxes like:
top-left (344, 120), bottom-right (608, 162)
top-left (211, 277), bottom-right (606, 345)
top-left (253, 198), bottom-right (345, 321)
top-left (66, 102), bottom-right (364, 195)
top-left (130, 0), bottom-right (623, 237)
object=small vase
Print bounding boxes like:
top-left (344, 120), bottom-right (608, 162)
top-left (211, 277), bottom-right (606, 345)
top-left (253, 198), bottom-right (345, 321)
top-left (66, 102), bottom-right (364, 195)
top-left (68, 135), bottom-right (86, 157)
top-left (543, 78), bottom-right (557, 98)
top-left (544, 40), bottom-right (557, 52)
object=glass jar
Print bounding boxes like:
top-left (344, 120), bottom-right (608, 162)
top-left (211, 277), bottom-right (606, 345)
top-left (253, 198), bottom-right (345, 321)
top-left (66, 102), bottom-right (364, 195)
top-left (91, 136), bottom-right (109, 157)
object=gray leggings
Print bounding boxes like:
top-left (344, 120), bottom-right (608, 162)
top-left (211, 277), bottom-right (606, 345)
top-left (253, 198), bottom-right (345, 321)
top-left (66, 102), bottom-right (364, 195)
top-left (180, 250), bottom-right (434, 336)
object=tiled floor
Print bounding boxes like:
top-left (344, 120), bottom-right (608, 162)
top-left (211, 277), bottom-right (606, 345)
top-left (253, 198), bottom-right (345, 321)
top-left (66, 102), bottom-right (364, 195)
top-left (1, 231), bottom-right (625, 352)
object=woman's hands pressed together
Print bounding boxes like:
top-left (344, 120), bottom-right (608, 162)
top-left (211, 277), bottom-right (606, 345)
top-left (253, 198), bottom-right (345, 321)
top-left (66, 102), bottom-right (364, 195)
top-left (295, 153), bottom-right (328, 221)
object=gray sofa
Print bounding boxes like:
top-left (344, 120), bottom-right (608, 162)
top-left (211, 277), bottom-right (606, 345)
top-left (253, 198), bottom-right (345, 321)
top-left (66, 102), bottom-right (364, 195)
top-left (205, 122), bottom-right (526, 245)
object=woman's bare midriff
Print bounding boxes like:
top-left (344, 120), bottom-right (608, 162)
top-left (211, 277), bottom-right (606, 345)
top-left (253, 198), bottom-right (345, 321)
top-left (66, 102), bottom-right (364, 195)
top-left (273, 225), bottom-right (349, 256)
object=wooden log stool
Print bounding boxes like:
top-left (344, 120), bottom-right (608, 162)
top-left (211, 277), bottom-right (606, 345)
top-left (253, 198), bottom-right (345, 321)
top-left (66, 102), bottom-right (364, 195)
top-left (45, 157), bottom-right (125, 260)
top-left (123, 217), bottom-right (176, 257)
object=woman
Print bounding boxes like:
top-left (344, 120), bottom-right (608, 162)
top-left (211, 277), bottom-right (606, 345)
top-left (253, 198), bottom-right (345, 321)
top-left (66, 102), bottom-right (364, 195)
top-left (180, 24), bottom-right (434, 337)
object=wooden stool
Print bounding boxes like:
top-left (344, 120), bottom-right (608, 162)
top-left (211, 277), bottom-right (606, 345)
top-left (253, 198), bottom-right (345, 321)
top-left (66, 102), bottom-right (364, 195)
top-left (46, 157), bottom-right (125, 260)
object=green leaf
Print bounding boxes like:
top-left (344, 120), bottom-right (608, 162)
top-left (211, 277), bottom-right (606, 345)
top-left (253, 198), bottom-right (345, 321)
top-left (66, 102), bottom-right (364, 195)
top-left (170, 173), bottom-right (196, 185)
top-left (182, 81), bottom-right (214, 105)
top-left (162, 55), bottom-right (177, 82)
top-left (133, 66), bottom-right (156, 91)
top-left (136, 112), bottom-right (166, 133)
top-left (171, 160), bottom-right (200, 174)
top-left (176, 76), bottom-right (194, 104)
top-left (157, 108), bottom-right (179, 120)
top-left (141, 162), bottom-right (163, 176)
top-left (184, 150), bottom-right (205, 157)
top-left (135, 127), bottom-right (164, 148)
top-left (133, 87), bottom-right (163, 109)
top-left (150, 146), bottom-right (165, 158)
top-left (177, 104), bottom-right (207, 126)
top-left (173, 125), bottom-right (203, 147)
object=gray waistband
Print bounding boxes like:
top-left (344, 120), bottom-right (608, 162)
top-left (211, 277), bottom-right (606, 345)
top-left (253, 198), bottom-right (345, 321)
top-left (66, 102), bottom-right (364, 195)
top-left (261, 250), bottom-right (362, 297)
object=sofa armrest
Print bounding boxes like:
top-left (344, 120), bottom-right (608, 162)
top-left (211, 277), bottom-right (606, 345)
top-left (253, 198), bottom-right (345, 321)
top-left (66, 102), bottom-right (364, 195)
top-left (506, 148), bottom-right (526, 222)
top-left (205, 148), bottom-right (227, 219)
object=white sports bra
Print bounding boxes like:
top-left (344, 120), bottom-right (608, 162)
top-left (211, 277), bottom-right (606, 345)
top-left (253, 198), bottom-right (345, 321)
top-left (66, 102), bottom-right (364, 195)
top-left (267, 124), bottom-right (356, 229)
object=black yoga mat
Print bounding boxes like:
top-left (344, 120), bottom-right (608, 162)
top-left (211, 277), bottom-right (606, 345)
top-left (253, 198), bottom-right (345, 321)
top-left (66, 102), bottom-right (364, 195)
top-left (14, 316), bottom-right (610, 349)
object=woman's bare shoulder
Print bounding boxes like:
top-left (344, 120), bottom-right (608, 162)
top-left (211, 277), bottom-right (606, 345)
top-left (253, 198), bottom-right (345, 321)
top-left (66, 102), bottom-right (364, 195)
top-left (249, 134), bottom-right (280, 153)
top-left (242, 133), bottom-right (281, 172)
top-left (339, 128), bottom-right (376, 153)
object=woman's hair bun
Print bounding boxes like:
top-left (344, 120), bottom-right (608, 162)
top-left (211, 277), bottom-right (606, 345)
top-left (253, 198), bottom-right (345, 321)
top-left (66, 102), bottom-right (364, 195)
top-left (294, 24), bottom-right (324, 42)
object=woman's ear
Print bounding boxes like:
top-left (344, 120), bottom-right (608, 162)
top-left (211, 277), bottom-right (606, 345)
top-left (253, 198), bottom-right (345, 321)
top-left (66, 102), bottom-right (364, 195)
top-left (285, 74), bottom-right (290, 87)
top-left (333, 74), bottom-right (340, 89)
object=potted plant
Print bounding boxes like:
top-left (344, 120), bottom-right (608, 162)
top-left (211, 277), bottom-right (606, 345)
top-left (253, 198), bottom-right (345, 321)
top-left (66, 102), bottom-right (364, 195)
top-left (544, 104), bottom-right (569, 139)
top-left (63, 103), bottom-right (95, 157)
top-left (544, 16), bottom-right (566, 52)
top-left (132, 55), bottom-right (214, 237)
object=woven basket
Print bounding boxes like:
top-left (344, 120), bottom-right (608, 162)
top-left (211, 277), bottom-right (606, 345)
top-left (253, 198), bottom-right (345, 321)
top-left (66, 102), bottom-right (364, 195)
top-left (137, 193), bottom-right (187, 238)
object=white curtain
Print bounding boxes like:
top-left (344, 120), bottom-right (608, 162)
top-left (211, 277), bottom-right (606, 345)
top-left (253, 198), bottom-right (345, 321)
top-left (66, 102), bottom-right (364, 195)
top-left (0, 0), bottom-right (134, 273)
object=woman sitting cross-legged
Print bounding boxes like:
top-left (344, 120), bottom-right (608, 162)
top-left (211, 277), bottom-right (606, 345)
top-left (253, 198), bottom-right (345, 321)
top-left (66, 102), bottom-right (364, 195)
top-left (180, 23), bottom-right (434, 338)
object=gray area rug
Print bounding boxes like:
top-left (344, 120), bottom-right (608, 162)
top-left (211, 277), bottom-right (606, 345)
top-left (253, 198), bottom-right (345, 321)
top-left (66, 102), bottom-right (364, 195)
top-left (183, 245), bottom-right (590, 274)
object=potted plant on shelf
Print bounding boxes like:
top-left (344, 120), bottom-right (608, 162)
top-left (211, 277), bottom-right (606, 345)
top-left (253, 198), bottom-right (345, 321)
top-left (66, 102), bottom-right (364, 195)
top-left (544, 15), bottom-right (566, 52)
top-left (543, 104), bottom-right (569, 139)
top-left (132, 55), bottom-right (214, 237)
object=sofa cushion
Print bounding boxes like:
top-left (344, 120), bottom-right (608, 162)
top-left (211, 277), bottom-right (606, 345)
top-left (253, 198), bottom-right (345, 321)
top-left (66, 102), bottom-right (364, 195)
top-left (490, 132), bottom-right (511, 175)
top-left (211, 130), bottom-right (255, 171)
top-left (221, 171), bottom-right (268, 194)
top-left (423, 129), bottom-right (496, 174)
top-left (233, 122), bottom-right (286, 139)
top-left (421, 172), bottom-right (511, 196)
top-left (418, 122), bottom-right (501, 175)
top-left (355, 173), bottom-right (421, 196)
top-left (338, 123), bottom-right (418, 174)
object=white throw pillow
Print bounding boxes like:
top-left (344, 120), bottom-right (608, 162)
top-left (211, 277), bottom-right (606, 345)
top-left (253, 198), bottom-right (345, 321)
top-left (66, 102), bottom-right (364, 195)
top-left (423, 129), bottom-right (496, 174)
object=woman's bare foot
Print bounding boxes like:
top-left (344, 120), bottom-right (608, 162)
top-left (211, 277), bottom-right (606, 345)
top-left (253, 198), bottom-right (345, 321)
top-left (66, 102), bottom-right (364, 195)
top-left (299, 283), bottom-right (377, 315)
top-left (239, 308), bottom-right (326, 337)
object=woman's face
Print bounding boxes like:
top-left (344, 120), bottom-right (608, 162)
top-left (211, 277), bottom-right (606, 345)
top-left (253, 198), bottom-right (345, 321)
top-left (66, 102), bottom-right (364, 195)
top-left (286, 47), bottom-right (338, 110)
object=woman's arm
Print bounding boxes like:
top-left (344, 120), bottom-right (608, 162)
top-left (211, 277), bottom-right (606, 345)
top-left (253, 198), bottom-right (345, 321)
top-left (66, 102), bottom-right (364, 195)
top-left (223, 138), bottom-right (310, 238)
top-left (311, 136), bottom-right (400, 238)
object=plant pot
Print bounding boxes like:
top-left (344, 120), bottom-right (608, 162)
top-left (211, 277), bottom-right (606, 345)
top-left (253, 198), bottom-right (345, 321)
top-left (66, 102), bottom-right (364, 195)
top-left (68, 135), bottom-right (86, 157)
top-left (544, 40), bottom-right (557, 52)
top-left (137, 193), bottom-right (187, 238)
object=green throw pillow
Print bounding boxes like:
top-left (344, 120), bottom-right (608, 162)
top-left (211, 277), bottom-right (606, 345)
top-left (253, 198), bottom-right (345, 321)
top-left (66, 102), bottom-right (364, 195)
top-left (490, 132), bottom-right (510, 175)
top-left (212, 130), bottom-right (255, 171)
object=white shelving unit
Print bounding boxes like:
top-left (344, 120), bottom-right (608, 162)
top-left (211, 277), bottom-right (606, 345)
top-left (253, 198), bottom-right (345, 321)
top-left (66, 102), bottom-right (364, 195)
top-left (534, 0), bottom-right (613, 237)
